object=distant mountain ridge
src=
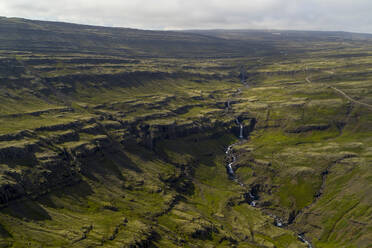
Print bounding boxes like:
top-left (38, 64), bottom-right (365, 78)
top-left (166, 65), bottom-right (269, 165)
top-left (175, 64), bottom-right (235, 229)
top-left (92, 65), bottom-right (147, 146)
top-left (0, 16), bottom-right (254, 58)
top-left (1, 16), bottom-right (372, 58)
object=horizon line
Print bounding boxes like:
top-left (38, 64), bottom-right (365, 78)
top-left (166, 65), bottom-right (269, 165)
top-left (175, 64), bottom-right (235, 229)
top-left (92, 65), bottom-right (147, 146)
top-left (2, 15), bottom-right (372, 36)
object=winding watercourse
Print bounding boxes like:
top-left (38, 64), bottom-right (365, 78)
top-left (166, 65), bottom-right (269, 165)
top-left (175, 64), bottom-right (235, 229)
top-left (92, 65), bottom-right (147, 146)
top-left (224, 81), bottom-right (313, 248)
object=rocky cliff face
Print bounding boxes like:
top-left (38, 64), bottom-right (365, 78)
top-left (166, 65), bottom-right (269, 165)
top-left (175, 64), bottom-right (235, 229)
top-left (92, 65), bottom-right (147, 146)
top-left (0, 113), bottom-right (255, 206)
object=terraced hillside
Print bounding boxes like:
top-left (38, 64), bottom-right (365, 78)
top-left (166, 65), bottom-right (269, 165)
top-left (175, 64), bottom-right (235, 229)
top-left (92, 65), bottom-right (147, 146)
top-left (0, 17), bottom-right (371, 247)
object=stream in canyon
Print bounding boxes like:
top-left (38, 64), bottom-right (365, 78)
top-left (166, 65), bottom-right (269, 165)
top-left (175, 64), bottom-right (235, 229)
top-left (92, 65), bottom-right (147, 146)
top-left (224, 131), bottom-right (313, 247)
top-left (225, 99), bottom-right (312, 247)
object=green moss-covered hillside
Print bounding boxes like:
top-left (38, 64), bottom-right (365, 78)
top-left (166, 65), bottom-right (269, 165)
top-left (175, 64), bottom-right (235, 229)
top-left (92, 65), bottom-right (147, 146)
top-left (0, 17), bottom-right (371, 247)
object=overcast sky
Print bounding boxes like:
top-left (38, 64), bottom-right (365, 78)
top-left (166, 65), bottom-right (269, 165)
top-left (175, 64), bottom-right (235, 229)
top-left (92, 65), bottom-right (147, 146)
top-left (0, 0), bottom-right (371, 33)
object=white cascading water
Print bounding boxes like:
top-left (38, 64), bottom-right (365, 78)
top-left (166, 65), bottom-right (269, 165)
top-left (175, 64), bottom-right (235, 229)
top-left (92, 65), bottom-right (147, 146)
top-left (248, 192), bottom-right (256, 207)
top-left (298, 235), bottom-right (313, 248)
top-left (227, 163), bottom-right (234, 175)
top-left (239, 123), bottom-right (243, 139)
top-left (226, 145), bottom-right (232, 154)
top-left (235, 118), bottom-right (244, 139)
top-left (225, 145), bottom-right (235, 177)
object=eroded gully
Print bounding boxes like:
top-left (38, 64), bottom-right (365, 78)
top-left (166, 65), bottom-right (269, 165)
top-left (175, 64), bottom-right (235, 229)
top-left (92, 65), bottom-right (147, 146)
top-left (224, 82), bottom-right (313, 248)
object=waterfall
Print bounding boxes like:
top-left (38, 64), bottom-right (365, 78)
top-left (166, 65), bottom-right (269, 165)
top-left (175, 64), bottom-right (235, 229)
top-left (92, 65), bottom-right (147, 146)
top-left (226, 145), bottom-right (232, 154)
top-left (239, 123), bottom-right (243, 139)
top-left (298, 234), bottom-right (313, 248)
top-left (227, 163), bottom-right (234, 175)
top-left (274, 218), bottom-right (283, 227)
top-left (247, 192), bottom-right (257, 207)
top-left (235, 117), bottom-right (244, 139)
top-left (225, 145), bottom-right (236, 178)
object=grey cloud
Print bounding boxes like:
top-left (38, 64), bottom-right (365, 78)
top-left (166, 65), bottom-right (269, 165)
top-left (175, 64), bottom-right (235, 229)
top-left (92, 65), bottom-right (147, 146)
top-left (0, 0), bottom-right (371, 33)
